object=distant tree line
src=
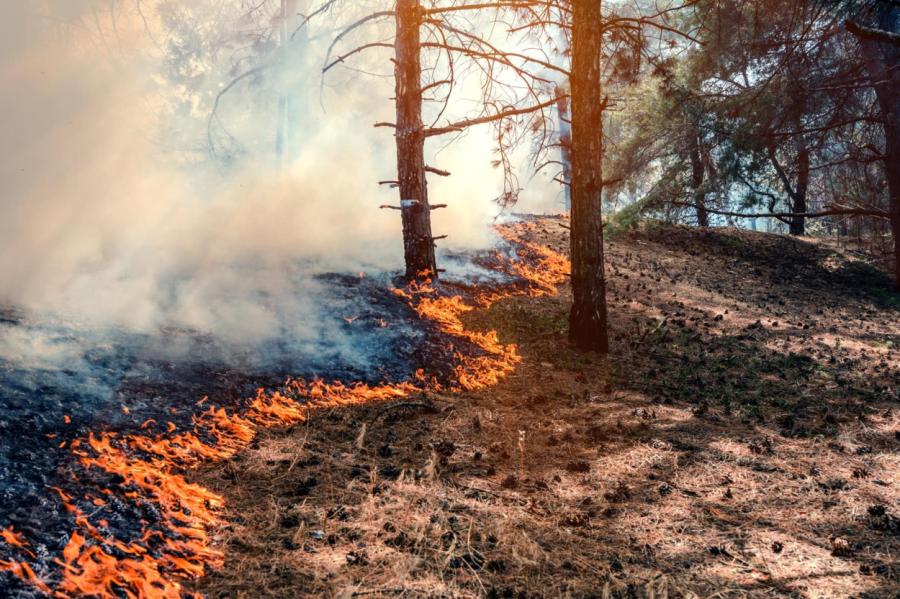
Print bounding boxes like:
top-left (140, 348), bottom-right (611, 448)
top-left (606, 0), bottom-right (899, 286)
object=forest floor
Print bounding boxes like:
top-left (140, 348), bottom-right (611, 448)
top-left (191, 219), bottom-right (899, 599)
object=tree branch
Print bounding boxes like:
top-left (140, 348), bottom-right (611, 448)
top-left (425, 96), bottom-right (559, 137)
top-left (846, 19), bottom-right (900, 46)
top-left (323, 42), bottom-right (393, 73)
top-left (425, 1), bottom-right (545, 16)
top-left (669, 202), bottom-right (890, 220)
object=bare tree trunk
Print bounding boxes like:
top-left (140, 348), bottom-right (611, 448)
top-left (850, 3), bottom-right (900, 287)
top-left (556, 87), bottom-right (573, 214)
top-left (888, 137), bottom-right (900, 290)
top-left (275, 0), bottom-right (288, 166)
top-left (884, 99), bottom-right (900, 289)
top-left (689, 129), bottom-right (709, 228)
top-left (395, 0), bottom-right (437, 280)
top-left (275, 0), bottom-right (300, 168)
top-left (870, 7), bottom-right (900, 289)
top-left (568, 0), bottom-right (609, 353)
top-left (276, 93), bottom-right (288, 165)
top-left (790, 143), bottom-right (809, 236)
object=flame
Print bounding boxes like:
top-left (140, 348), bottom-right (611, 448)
top-left (2, 221), bottom-right (569, 598)
top-left (0, 560), bottom-right (52, 595)
top-left (1, 527), bottom-right (28, 550)
top-left (486, 221), bottom-right (570, 301)
top-left (410, 292), bottom-right (520, 391)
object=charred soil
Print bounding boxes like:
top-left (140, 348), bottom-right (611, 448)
top-left (193, 219), bottom-right (899, 599)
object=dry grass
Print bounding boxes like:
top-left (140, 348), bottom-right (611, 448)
top-left (191, 220), bottom-right (899, 598)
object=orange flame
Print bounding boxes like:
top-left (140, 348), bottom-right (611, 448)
top-left (1, 527), bottom-right (28, 550)
top-left (3, 222), bottom-right (569, 598)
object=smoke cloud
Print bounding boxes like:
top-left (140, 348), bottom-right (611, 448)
top-left (0, 1), bottom-right (559, 350)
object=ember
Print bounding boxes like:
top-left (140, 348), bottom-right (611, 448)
top-left (1, 223), bottom-right (568, 597)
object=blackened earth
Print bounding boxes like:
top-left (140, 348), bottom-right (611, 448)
top-left (0, 268), bottom-right (492, 597)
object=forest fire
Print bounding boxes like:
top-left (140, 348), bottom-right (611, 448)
top-left (0, 222), bottom-right (569, 598)
top-left (3, 0), bottom-right (899, 595)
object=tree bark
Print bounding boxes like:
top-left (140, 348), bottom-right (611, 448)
top-left (851, 4), bottom-right (900, 288)
top-left (789, 143), bottom-right (809, 236)
top-left (395, 0), bottom-right (437, 280)
top-left (689, 129), bottom-right (709, 228)
top-left (568, 0), bottom-right (610, 353)
top-left (556, 87), bottom-right (573, 213)
top-left (768, 143), bottom-right (808, 237)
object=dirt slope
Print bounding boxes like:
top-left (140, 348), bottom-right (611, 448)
top-left (191, 220), bottom-right (899, 599)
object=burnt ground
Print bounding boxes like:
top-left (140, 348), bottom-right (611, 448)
top-left (0, 272), bottom-right (460, 597)
top-left (191, 220), bottom-right (899, 599)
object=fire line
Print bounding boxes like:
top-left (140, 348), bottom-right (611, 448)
top-left (0, 221), bottom-right (568, 598)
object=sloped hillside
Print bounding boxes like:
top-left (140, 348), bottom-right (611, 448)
top-left (192, 219), bottom-right (899, 599)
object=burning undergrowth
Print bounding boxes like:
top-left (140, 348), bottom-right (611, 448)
top-left (0, 221), bottom-right (569, 598)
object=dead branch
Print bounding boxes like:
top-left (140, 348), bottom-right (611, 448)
top-left (422, 40), bottom-right (569, 78)
top-left (425, 96), bottom-right (560, 137)
top-left (422, 79), bottom-right (453, 93)
top-left (846, 19), bottom-right (900, 46)
top-left (207, 63), bottom-right (272, 157)
top-left (425, 1), bottom-right (546, 17)
top-left (323, 11), bottom-right (395, 72)
top-left (323, 42), bottom-right (393, 73)
top-left (425, 166), bottom-right (452, 176)
top-left (294, 0), bottom-right (341, 38)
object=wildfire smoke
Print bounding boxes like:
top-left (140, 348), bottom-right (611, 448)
top-left (0, 222), bottom-right (569, 598)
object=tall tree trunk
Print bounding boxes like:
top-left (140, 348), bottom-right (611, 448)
top-left (276, 93), bottom-right (288, 166)
top-left (395, 0), bottom-right (437, 280)
top-left (887, 119), bottom-right (900, 290)
top-left (275, 0), bottom-right (288, 166)
top-left (689, 129), bottom-right (709, 228)
top-left (568, 0), bottom-right (609, 353)
top-left (790, 143), bottom-right (809, 236)
top-left (556, 87), bottom-right (573, 213)
top-left (873, 5), bottom-right (900, 289)
top-left (275, 0), bottom-right (300, 169)
top-left (768, 144), bottom-right (807, 237)
top-left (852, 4), bottom-right (900, 288)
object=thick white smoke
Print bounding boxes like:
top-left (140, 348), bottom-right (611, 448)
top-left (0, 1), bottom-right (559, 348)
